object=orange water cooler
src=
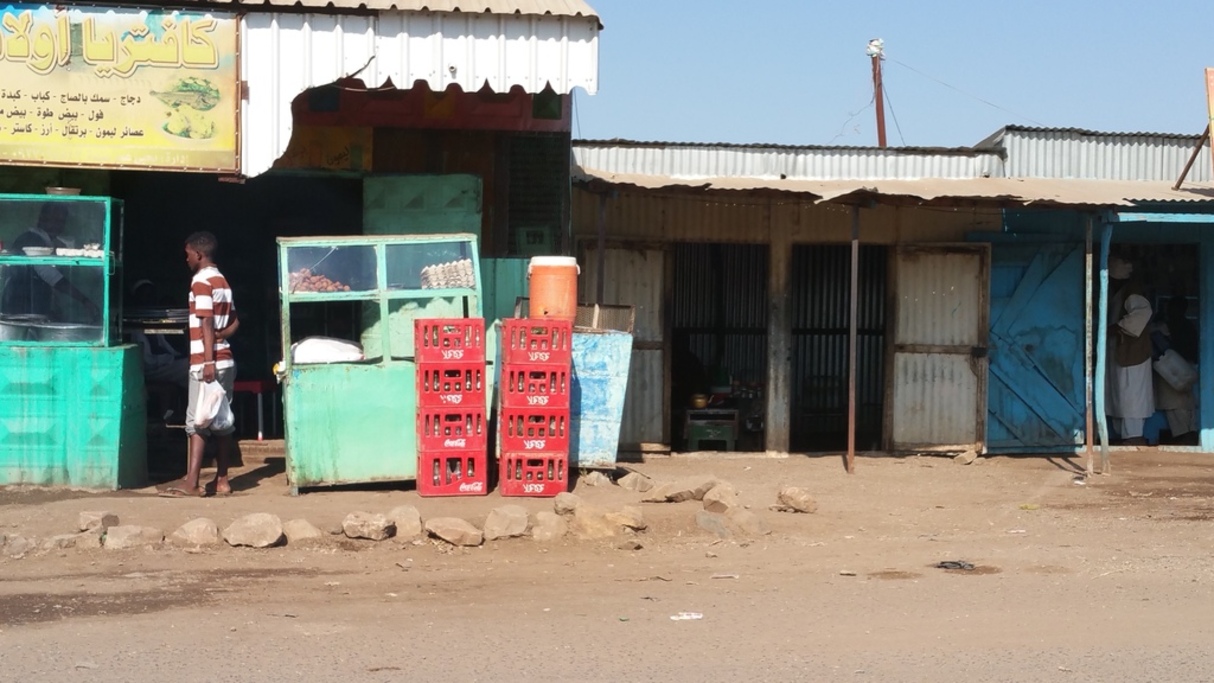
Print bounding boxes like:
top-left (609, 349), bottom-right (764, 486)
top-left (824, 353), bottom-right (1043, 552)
top-left (527, 256), bottom-right (579, 322)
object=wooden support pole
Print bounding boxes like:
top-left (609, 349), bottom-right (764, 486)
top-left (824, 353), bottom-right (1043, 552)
top-left (765, 200), bottom-right (792, 454)
top-left (847, 206), bottom-right (860, 473)
top-left (595, 192), bottom-right (608, 304)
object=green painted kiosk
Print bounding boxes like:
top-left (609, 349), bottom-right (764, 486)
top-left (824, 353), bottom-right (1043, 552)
top-left (0, 192), bottom-right (146, 489)
top-left (277, 233), bottom-right (484, 493)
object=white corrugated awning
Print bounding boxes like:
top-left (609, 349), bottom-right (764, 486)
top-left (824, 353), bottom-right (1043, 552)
top-left (200, 0), bottom-right (600, 24)
top-left (241, 10), bottom-right (598, 176)
top-left (572, 167), bottom-right (1214, 207)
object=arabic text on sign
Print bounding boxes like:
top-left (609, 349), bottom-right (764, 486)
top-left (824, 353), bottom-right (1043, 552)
top-left (0, 10), bottom-right (221, 77)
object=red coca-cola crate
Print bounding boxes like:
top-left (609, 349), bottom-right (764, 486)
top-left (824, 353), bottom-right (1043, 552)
top-left (500, 364), bottom-right (570, 409)
top-left (416, 363), bottom-right (486, 408)
top-left (498, 453), bottom-right (568, 497)
top-left (501, 319), bottom-right (572, 366)
top-left (417, 408), bottom-right (487, 451)
top-left (414, 318), bottom-right (485, 363)
top-left (417, 450), bottom-right (488, 497)
top-left (498, 407), bottom-right (569, 454)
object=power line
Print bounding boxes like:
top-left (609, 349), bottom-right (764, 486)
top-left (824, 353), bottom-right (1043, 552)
top-left (829, 93), bottom-right (876, 144)
top-left (881, 81), bottom-right (907, 146)
top-left (886, 57), bottom-right (1047, 126)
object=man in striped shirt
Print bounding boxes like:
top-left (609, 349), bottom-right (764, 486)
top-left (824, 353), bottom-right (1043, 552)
top-left (161, 231), bottom-right (240, 498)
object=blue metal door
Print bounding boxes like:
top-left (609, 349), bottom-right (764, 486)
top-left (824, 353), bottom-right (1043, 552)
top-left (986, 242), bottom-right (1086, 452)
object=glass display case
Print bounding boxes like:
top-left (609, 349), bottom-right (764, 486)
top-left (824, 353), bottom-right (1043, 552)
top-left (0, 194), bottom-right (122, 346)
top-left (276, 233), bottom-right (483, 492)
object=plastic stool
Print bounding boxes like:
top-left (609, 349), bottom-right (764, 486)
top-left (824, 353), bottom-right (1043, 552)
top-left (233, 379), bottom-right (277, 441)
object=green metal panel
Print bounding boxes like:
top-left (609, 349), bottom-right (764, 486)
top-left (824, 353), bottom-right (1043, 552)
top-left (363, 174), bottom-right (482, 237)
top-left (283, 362), bottom-right (417, 488)
top-left (481, 257), bottom-right (530, 325)
top-left (0, 345), bottom-right (146, 489)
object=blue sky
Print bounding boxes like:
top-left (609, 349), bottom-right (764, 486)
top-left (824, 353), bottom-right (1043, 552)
top-left (574, 0), bottom-right (1214, 148)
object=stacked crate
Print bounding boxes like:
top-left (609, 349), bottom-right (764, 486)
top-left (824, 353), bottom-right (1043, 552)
top-left (415, 318), bottom-right (488, 496)
top-left (498, 319), bottom-right (573, 497)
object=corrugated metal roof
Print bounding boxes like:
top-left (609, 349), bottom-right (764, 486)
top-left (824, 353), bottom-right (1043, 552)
top-left (242, 11), bottom-right (598, 176)
top-left (978, 126), bottom-right (1211, 182)
top-left (572, 140), bottom-right (1004, 181)
top-left (196, 0), bottom-right (600, 22)
top-left (571, 166), bottom-right (1214, 207)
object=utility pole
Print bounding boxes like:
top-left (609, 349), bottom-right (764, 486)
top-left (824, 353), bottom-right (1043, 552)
top-left (867, 38), bottom-right (887, 148)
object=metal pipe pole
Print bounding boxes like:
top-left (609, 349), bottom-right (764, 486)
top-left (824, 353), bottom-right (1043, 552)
top-left (1084, 216), bottom-right (1095, 476)
top-left (847, 206), bottom-right (860, 473)
top-left (1095, 222), bottom-right (1113, 474)
top-left (1172, 124), bottom-right (1210, 191)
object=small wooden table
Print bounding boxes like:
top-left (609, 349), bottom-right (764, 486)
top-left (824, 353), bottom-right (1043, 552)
top-left (684, 408), bottom-right (739, 451)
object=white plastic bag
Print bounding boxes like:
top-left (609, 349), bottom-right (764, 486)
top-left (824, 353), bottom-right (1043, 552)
top-left (194, 380), bottom-right (234, 431)
top-left (290, 336), bottom-right (364, 364)
top-left (1153, 349), bottom-right (1198, 392)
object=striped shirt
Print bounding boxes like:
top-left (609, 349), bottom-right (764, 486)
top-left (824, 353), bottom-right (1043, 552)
top-left (188, 266), bottom-right (235, 371)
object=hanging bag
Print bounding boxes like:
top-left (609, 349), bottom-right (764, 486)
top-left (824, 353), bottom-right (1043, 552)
top-left (194, 379), bottom-right (234, 431)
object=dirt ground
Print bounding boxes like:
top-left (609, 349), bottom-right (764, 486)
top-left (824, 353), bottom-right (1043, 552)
top-left (3, 447), bottom-right (1214, 682)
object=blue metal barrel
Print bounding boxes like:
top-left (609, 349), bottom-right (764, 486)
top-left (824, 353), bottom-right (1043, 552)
top-left (569, 330), bottom-right (632, 469)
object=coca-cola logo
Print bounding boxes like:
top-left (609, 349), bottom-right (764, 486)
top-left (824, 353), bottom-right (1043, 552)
top-left (443, 438), bottom-right (467, 448)
top-left (458, 481), bottom-right (484, 492)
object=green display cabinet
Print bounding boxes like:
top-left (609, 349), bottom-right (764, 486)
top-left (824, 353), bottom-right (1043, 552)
top-left (0, 193), bottom-right (147, 489)
top-left (277, 233), bottom-right (483, 493)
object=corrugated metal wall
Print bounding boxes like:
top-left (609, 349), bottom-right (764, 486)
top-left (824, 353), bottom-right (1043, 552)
top-left (570, 189), bottom-right (1003, 245)
top-left (890, 247), bottom-right (987, 451)
top-left (572, 143), bottom-right (1005, 181)
top-left (1002, 129), bottom-right (1211, 182)
top-left (790, 245), bottom-right (886, 451)
top-left (581, 245), bottom-right (666, 446)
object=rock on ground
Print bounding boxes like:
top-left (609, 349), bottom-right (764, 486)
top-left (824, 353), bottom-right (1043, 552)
top-left (342, 512), bottom-right (396, 541)
top-left (955, 450), bottom-right (978, 465)
top-left (3, 534), bottom-right (33, 557)
top-left (387, 505), bottom-right (424, 541)
top-left (695, 510), bottom-right (734, 540)
top-left (641, 482), bottom-right (675, 503)
top-left (579, 471), bottom-right (613, 487)
top-left (531, 512), bottom-right (567, 542)
top-left (615, 539), bottom-right (643, 551)
top-left (727, 508), bottom-right (771, 536)
top-left (645, 475), bottom-right (721, 503)
top-left (605, 506), bottom-right (647, 531)
top-left (282, 519), bottom-right (324, 543)
top-left (571, 505), bottom-right (619, 540)
top-left (553, 492), bottom-right (583, 516)
top-left (105, 525), bottom-right (165, 550)
top-left (483, 505), bottom-right (530, 541)
top-left (42, 534), bottom-right (80, 551)
top-left (223, 514), bottom-right (285, 548)
top-left (777, 486), bottom-right (819, 514)
top-left (425, 517), bottom-right (483, 547)
top-left (78, 511), bottom-right (120, 532)
top-left (703, 483), bottom-right (741, 513)
top-left (617, 471), bottom-right (655, 493)
top-left (171, 518), bottom-right (220, 547)
top-left (75, 528), bottom-right (104, 549)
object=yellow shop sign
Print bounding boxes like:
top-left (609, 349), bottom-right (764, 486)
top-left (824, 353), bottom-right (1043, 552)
top-left (0, 5), bottom-right (238, 172)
